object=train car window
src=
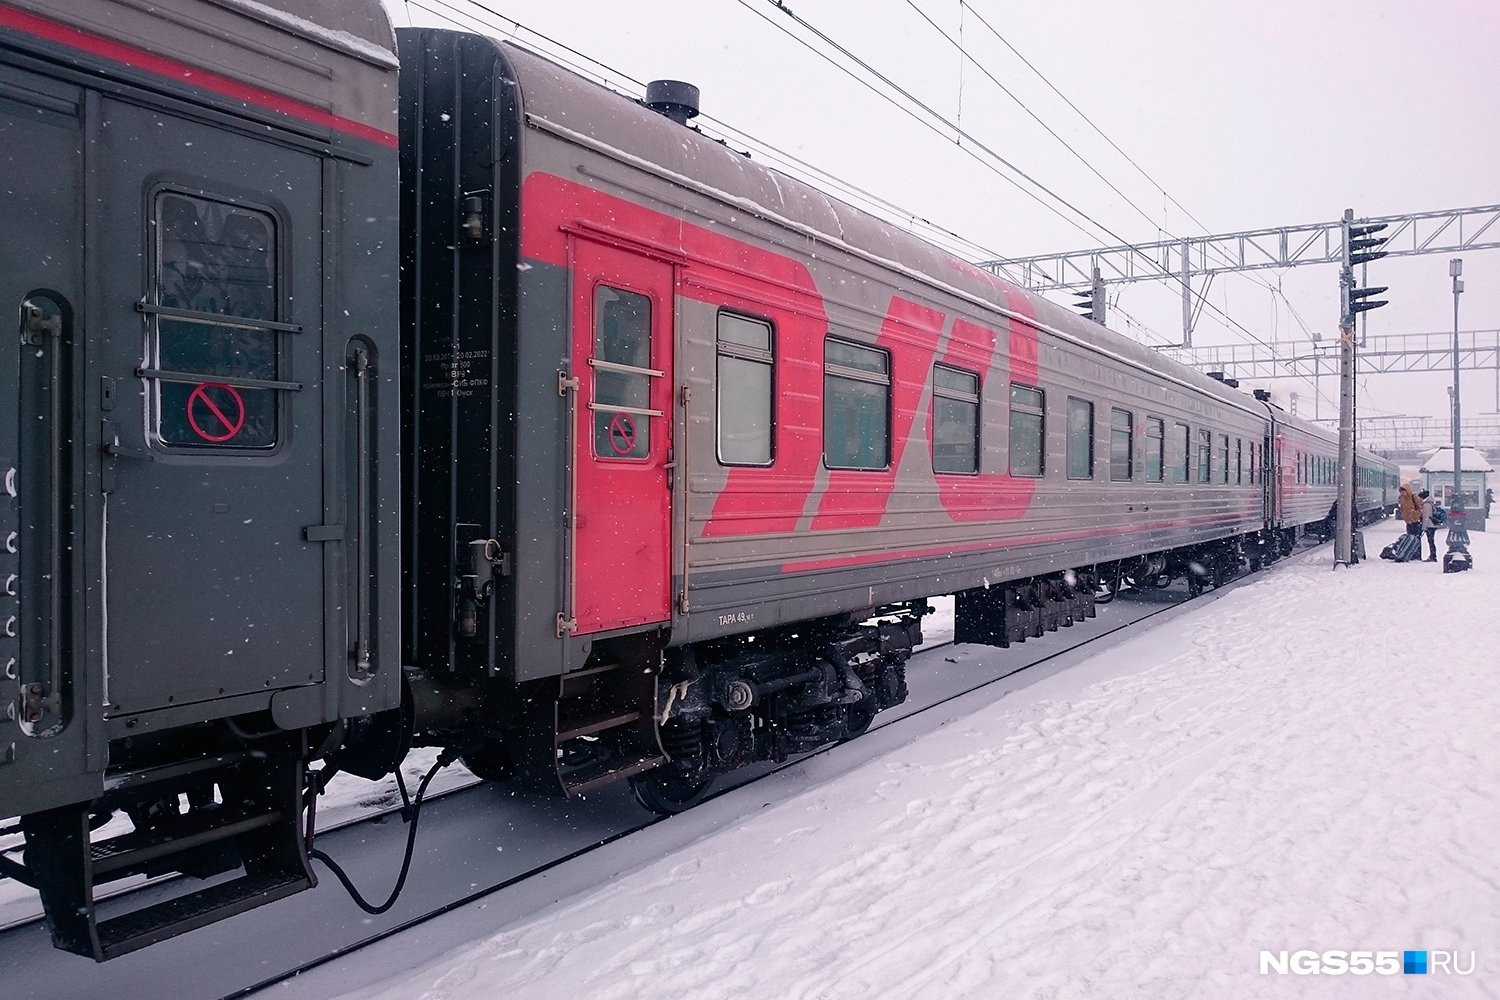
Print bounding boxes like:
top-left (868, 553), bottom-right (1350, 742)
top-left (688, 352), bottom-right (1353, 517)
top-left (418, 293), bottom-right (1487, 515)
top-left (1174, 423), bottom-right (1190, 483)
top-left (1220, 434), bottom-right (1230, 484)
top-left (1145, 417), bottom-right (1164, 482)
top-left (1197, 429), bottom-right (1212, 483)
top-left (824, 338), bottom-right (890, 470)
top-left (150, 192), bottom-right (279, 449)
top-left (1110, 408), bottom-right (1133, 481)
top-left (1008, 383), bottom-right (1044, 477)
top-left (1249, 443), bottom-right (1256, 485)
top-left (1066, 397), bottom-right (1094, 480)
top-left (932, 364), bottom-right (980, 475)
top-left (1236, 439), bottom-right (1244, 485)
top-left (716, 312), bottom-right (774, 466)
top-left (592, 286), bottom-right (653, 459)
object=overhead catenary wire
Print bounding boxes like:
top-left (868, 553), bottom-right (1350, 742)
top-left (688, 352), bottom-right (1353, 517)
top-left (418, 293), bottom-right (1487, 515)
top-left (407, 0), bottom-right (1026, 267)
top-left (414, 0), bottom-right (1329, 396)
top-left (945, 0), bottom-right (1338, 407)
top-left (757, 1), bottom-right (1332, 394)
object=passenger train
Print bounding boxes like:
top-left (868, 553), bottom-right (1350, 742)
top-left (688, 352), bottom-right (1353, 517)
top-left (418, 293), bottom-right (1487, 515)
top-left (0, 0), bottom-right (1397, 959)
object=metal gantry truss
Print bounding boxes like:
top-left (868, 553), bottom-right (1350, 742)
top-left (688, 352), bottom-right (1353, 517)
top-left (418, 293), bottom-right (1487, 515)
top-left (1325, 414), bottom-right (1500, 455)
top-left (978, 204), bottom-right (1500, 347)
top-left (981, 204), bottom-right (1500, 291)
top-left (1158, 329), bottom-right (1500, 380)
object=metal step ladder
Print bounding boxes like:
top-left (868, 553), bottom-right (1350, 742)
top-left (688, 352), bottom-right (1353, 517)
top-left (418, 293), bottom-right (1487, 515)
top-left (511, 660), bottom-right (664, 797)
top-left (19, 752), bottom-right (313, 961)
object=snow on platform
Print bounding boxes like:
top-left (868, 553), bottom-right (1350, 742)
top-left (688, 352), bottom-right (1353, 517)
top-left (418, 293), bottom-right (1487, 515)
top-left (333, 524), bottom-right (1496, 998)
top-left (329, 523), bottom-right (1498, 998)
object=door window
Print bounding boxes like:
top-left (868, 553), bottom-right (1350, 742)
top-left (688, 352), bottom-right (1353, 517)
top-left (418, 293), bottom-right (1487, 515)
top-left (149, 192), bottom-right (281, 449)
top-left (592, 285), bottom-right (656, 460)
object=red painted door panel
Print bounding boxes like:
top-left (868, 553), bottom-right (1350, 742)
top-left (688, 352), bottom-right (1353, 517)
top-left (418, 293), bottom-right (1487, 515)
top-left (571, 239), bottom-right (673, 634)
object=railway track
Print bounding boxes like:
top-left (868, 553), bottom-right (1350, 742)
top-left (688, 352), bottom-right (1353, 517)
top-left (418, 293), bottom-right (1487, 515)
top-left (0, 551), bottom-right (1315, 1000)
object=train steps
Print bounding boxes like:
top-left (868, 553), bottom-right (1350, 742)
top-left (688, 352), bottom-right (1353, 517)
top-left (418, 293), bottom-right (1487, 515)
top-left (19, 754), bottom-right (312, 961)
top-left (512, 660), bottom-right (666, 797)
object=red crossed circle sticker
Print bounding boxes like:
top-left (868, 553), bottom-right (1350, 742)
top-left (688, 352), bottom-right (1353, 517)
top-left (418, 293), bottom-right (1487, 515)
top-left (607, 411), bottom-right (637, 455)
top-left (186, 382), bottom-right (247, 443)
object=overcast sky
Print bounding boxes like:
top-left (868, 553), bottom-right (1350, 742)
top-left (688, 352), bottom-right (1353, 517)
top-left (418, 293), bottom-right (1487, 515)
top-left (388, 0), bottom-right (1500, 426)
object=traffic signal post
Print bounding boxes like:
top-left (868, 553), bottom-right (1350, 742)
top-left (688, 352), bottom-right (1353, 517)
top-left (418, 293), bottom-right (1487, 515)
top-left (1335, 209), bottom-right (1390, 567)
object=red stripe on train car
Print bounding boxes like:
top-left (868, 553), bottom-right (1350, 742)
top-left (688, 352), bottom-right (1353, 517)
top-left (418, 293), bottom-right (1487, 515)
top-left (0, 4), bottom-right (398, 149)
top-left (781, 511), bottom-right (1254, 574)
top-left (519, 171), bottom-right (830, 538)
top-left (810, 296), bottom-right (945, 531)
top-left (931, 289), bottom-right (1043, 522)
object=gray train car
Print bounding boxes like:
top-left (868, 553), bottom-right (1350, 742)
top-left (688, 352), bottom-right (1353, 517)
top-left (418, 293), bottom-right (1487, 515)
top-left (0, 0), bottom-right (399, 959)
top-left (397, 29), bottom-right (1350, 816)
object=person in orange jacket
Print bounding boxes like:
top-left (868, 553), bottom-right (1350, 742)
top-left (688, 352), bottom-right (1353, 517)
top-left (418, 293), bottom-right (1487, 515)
top-left (1398, 482), bottom-right (1422, 539)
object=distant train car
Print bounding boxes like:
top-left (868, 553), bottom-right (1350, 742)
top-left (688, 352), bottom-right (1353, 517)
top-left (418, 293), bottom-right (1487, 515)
top-left (0, 3), bottom-right (1392, 960)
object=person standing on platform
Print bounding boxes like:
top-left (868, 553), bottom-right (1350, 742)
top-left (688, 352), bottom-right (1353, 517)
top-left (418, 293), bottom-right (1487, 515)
top-left (1398, 482), bottom-right (1422, 541)
top-left (1419, 489), bottom-right (1439, 562)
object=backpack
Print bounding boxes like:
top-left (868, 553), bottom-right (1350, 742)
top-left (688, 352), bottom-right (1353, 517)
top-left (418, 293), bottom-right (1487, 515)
top-left (1432, 505), bottom-right (1446, 526)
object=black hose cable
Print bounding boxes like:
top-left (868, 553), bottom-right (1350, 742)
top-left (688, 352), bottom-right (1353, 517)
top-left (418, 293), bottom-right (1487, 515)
top-left (395, 766), bottom-right (413, 822)
top-left (308, 749), bottom-right (459, 916)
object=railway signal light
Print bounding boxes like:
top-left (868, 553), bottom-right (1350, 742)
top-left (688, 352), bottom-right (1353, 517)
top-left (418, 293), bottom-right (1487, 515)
top-left (1072, 267), bottom-right (1106, 324)
top-left (1348, 222), bottom-right (1390, 266)
top-left (1348, 285), bottom-right (1389, 314)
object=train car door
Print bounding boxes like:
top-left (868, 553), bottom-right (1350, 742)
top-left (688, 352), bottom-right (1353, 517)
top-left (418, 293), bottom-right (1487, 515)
top-left (1271, 435), bottom-right (1284, 526)
top-left (569, 239), bottom-right (673, 635)
top-left (94, 99), bottom-right (328, 714)
top-left (1262, 437), bottom-right (1275, 530)
top-left (0, 65), bottom-right (97, 812)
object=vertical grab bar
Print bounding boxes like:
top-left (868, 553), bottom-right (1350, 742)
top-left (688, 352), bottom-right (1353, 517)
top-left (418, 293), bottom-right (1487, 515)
top-left (18, 294), bottom-right (69, 735)
top-left (350, 343), bottom-right (373, 679)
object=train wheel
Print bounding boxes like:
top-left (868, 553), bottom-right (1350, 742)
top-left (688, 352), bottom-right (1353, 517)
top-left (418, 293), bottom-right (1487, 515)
top-left (842, 698), bottom-right (877, 741)
top-left (460, 740), bottom-right (516, 782)
top-left (630, 768), bottom-right (712, 815)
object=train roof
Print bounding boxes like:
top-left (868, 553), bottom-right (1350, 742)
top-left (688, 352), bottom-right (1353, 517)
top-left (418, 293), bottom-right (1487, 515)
top-left (493, 36), bottom-right (1266, 418)
top-left (4, 0), bottom-right (397, 144)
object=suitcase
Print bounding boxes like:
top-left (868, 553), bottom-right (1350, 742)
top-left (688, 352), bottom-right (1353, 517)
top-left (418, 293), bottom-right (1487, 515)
top-left (1388, 533), bottom-right (1422, 563)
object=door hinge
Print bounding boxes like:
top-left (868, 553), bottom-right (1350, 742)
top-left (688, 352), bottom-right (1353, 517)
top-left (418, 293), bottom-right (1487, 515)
top-left (679, 385), bottom-right (692, 406)
top-left (555, 613), bottom-right (577, 637)
top-left (558, 371), bottom-right (579, 396)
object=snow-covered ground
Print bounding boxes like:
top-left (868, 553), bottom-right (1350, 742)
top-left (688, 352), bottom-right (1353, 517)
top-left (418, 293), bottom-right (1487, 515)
top-left (325, 521), bottom-right (1500, 1000)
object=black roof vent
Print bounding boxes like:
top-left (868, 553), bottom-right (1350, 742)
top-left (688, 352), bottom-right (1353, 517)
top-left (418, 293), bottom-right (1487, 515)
top-left (646, 80), bottom-right (700, 125)
top-left (1207, 370), bottom-right (1226, 381)
top-left (1253, 389), bottom-right (1272, 402)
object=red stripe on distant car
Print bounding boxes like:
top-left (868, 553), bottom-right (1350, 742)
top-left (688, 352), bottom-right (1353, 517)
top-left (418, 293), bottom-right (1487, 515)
top-left (0, 4), bottom-right (397, 149)
top-left (782, 511), bottom-right (1253, 574)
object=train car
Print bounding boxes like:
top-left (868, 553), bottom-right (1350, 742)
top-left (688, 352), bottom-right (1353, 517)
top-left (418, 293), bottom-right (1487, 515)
top-left (0, 0), bottom-right (401, 959)
top-left (1356, 453), bottom-right (1401, 523)
top-left (396, 24), bottom-right (1299, 820)
top-left (1, 3), bottom-right (1392, 961)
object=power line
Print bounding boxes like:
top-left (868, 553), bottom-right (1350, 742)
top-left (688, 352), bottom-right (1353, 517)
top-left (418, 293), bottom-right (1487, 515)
top-left (757, 1), bottom-right (1326, 389)
top-left (410, 0), bottom-right (1028, 267)
top-left (416, 0), bottom-right (1325, 386)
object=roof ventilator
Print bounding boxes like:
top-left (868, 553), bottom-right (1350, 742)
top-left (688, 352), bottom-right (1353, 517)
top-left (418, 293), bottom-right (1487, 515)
top-left (645, 80), bottom-right (700, 126)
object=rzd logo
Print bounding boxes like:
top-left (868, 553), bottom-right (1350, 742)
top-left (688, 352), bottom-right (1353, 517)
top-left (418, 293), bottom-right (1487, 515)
top-left (1260, 950), bottom-right (1476, 976)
